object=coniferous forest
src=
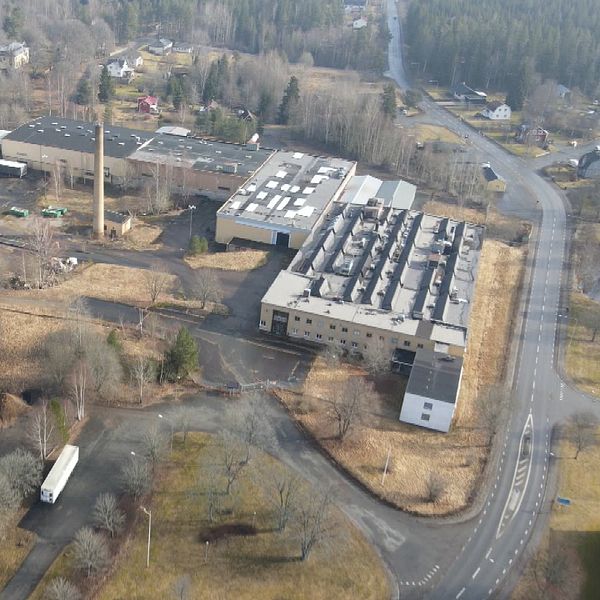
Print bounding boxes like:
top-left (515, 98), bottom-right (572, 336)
top-left (405, 0), bottom-right (600, 95)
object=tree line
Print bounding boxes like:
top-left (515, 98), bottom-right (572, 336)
top-left (405, 0), bottom-right (600, 97)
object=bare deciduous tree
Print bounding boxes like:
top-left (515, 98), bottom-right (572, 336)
top-left (0, 448), bottom-right (43, 499)
top-left (70, 358), bottom-right (88, 421)
top-left (144, 266), bottom-right (170, 306)
top-left (44, 577), bottom-right (81, 600)
top-left (362, 339), bottom-right (390, 374)
top-left (28, 400), bottom-right (56, 461)
top-left (531, 543), bottom-right (569, 598)
top-left (296, 488), bottom-right (333, 561)
top-left (142, 426), bottom-right (168, 470)
top-left (481, 384), bottom-right (507, 446)
top-left (327, 377), bottom-right (374, 441)
top-left (202, 465), bottom-right (223, 523)
top-left (0, 472), bottom-right (20, 539)
top-left (72, 527), bottom-right (110, 578)
top-left (216, 431), bottom-right (248, 495)
top-left (29, 218), bottom-right (57, 288)
top-left (92, 493), bottom-right (125, 538)
top-left (131, 357), bottom-right (155, 405)
top-left (121, 458), bottom-right (152, 499)
top-left (261, 464), bottom-right (301, 531)
top-left (172, 574), bottom-right (192, 600)
top-left (229, 395), bottom-right (276, 462)
top-left (192, 270), bottom-right (222, 310)
top-left (172, 406), bottom-right (194, 447)
top-left (424, 472), bottom-right (446, 503)
top-left (569, 411), bottom-right (599, 459)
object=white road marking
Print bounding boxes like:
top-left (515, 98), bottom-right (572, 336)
top-left (456, 588), bottom-right (465, 598)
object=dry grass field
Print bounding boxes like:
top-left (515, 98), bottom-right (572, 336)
top-left (184, 249), bottom-right (269, 271)
top-left (565, 293), bottom-right (600, 396)
top-left (513, 430), bottom-right (600, 600)
top-left (412, 123), bottom-right (465, 145)
top-left (0, 511), bottom-right (36, 590)
top-left (278, 238), bottom-right (527, 516)
top-left (31, 434), bottom-right (390, 600)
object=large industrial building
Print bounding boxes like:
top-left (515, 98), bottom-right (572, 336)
top-left (260, 201), bottom-right (484, 431)
top-left (0, 116), bottom-right (274, 198)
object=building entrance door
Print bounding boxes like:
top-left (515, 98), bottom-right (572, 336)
top-left (275, 232), bottom-right (290, 247)
top-left (271, 310), bottom-right (289, 336)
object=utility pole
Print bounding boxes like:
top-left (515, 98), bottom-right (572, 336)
top-left (140, 506), bottom-right (152, 568)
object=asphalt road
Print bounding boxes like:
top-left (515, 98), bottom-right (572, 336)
top-left (385, 0), bottom-right (596, 597)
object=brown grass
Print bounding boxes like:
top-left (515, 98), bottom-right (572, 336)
top-left (0, 393), bottom-right (29, 427)
top-left (565, 293), bottom-right (600, 396)
top-left (4, 263), bottom-right (208, 311)
top-left (279, 239), bottom-right (527, 516)
top-left (412, 123), bottom-right (464, 145)
top-left (0, 510), bottom-right (36, 590)
top-left (31, 434), bottom-right (390, 600)
top-left (512, 431), bottom-right (600, 600)
top-left (184, 250), bottom-right (269, 271)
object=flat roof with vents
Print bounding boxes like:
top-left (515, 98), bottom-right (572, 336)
top-left (261, 206), bottom-right (484, 348)
top-left (3, 116), bottom-right (153, 158)
top-left (218, 150), bottom-right (356, 234)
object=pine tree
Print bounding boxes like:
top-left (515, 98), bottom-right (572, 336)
top-left (381, 83), bottom-right (397, 119)
top-left (278, 76), bottom-right (300, 125)
top-left (75, 77), bottom-right (92, 106)
top-left (98, 66), bottom-right (114, 103)
top-left (164, 327), bottom-right (198, 381)
top-left (506, 60), bottom-right (534, 112)
top-left (202, 61), bottom-right (219, 104)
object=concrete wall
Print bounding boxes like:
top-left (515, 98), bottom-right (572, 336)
top-left (1, 139), bottom-right (127, 183)
top-left (398, 392), bottom-right (455, 433)
top-left (259, 301), bottom-right (459, 356)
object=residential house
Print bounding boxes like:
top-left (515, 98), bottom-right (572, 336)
top-left (106, 58), bottom-right (135, 82)
top-left (127, 54), bottom-right (144, 69)
top-left (515, 124), bottom-right (549, 146)
top-left (481, 163), bottom-right (506, 192)
top-left (173, 42), bottom-right (193, 54)
top-left (352, 18), bottom-right (368, 30)
top-left (451, 82), bottom-right (487, 105)
top-left (137, 95), bottom-right (159, 114)
top-left (233, 106), bottom-right (255, 122)
top-left (0, 42), bottom-right (29, 70)
top-left (148, 39), bottom-right (173, 56)
top-left (481, 101), bottom-right (512, 121)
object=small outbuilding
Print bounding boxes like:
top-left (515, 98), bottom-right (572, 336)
top-left (148, 38), bottom-right (173, 56)
top-left (137, 95), bottom-right (159, 114)
top-left (482, 163), bottom-right (506, 192)
top-left (104, 210), bottom-right (132, 238)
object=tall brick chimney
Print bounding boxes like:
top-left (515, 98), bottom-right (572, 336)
top-left (92, 122), bottom-right (104, 238)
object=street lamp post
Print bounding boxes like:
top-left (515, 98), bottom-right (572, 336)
top-left (39, 149), bottom-right (49, 201)
top-left (140, 506), bottom-right (152, 568)
top-left (188, 204), bottom-right (197, 239)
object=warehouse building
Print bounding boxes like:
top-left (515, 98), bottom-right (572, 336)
top-left (215, 151), bottom-right (356, 249)
top-left (260, 201), bottom-right (484, 431)
top-left (0, 116), bottom-right (274, 198)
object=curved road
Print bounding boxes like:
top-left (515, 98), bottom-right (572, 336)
top-left (385, 0), bottom-right (593, 597)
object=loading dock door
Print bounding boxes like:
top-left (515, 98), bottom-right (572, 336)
top-left (275, 232), bottom-right (290, 247)
top-left (271, 310), bottom-right (289, 336)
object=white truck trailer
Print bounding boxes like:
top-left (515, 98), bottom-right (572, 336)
top-left (40, 445), bottom-right (79, 503)
top-left (0, 158), bottom-right (27, 178)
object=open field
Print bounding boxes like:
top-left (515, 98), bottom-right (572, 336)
top-left (3, 263), bottom-right (213, 312)
top-left (185, 249), bottom-right (269, 271)
top-left (410, 123), bottom-right (464, 145)
top-left (565, 293), bottom-right (600, 396)
top-left (0, 510), bottom-right (36, 591)
top-left (31, 433), bottom-right (390, 600)
top-left (279, 237), bottom-right (527, 516)
top-left (513, 429), bottom-right (600, 600)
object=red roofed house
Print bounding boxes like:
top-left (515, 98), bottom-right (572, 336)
top-left (137, 96), bottom-right (159, 115)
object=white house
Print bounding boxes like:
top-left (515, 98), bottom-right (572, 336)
top-left (148, 39), bottom-right (173, 56)
top-left (352, 18), bottom-right (368, 30)
top-left (481, 101), bottom-right (512, 121)
top-left (106, 58), bottom-right (135, 81)
top-left (0, 42), bottom-right (29, 69)
top-left (399, 350), bottom-right (463, 433)
top-left (127, 53), bottom-right (144, 68)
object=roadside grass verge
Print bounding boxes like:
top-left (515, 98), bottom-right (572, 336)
top-left (278, 238), bottom-right (527, 516)
top-left (565, 293), bottom-right (600, 396)
top-left (30, 433), bottom-right (390, 600)
top-left (513, 431), bottom-right (600, 600)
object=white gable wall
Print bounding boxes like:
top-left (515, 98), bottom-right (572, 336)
top-left (399, 392), bottom-right (456, 433)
